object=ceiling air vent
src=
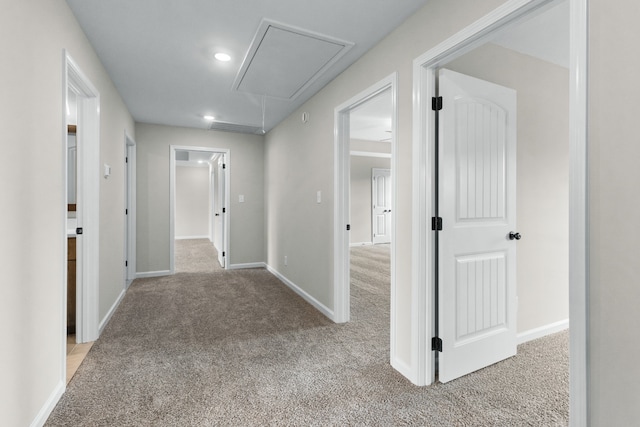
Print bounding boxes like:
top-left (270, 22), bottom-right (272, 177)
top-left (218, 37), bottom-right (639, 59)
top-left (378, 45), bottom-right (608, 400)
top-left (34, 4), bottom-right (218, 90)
top-left (208, 121), bottom-right (264, 135)
top-left (234, 19), bottom-right (354, 100)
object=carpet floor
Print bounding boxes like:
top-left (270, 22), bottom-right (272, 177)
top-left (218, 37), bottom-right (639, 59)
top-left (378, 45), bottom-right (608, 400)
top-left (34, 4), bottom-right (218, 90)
top-left (46, 242), bottom-right (568, 426)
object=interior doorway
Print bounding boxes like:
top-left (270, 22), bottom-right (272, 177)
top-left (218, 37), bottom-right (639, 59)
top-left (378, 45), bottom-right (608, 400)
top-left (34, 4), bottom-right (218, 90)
top-left (169, 145), bottom-right (230, 273)
top-left (124, 132), bottom-right (136, 287)
top-left (334, 73), bottom-right (400, 365)
top-left (411, 0), bottom-right (586, 422)
top-left (64, 51), bottom-right (101, 349)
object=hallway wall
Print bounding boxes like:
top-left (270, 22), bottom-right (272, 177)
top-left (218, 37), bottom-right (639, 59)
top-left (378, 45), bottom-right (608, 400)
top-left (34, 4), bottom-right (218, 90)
top-left (135, 123), bottom-right (264, 272)
top-left (0, 1), bottom-right (134, 425)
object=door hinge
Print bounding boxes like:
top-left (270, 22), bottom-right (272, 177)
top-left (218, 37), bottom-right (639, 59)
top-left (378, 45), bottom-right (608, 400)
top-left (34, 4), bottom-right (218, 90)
top-left (432, 96), bottom-right (443, 111)
top-left (126, 157), bottom-right (128, 163)
top-left (76, 227), bottom-right (83, 235)
top-left (432, 337), bottom-right (443, 352)
top-left (125, 208), bottom-right (128, 215)
top-left (222, 251), bottom-right (226, 257)
top-left (346, 224), bottom-right (351, 231)
top-left (125, 260), bottom-right (128, 267)
top-left (432, 217), bottom-right (443, 231)
top-left (222, 207), bottom-right (226, 213)
top-left (222, 163), bottom-right (226, 169)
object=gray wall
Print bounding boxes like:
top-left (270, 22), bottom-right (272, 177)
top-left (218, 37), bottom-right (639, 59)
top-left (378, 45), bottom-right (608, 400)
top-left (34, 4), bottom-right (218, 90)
top-left (350, 155), bottom-right (391, 245)
top-left (447, 43), bottom-right (570, 333)
top-left (0, 0), bottom-right (135, 424)
top-left (136, 123), bottom-right (264, 271)
top-left (589, 0), bottom-right (640, 423)
top-left (175, 166), bottom-right (210, 238)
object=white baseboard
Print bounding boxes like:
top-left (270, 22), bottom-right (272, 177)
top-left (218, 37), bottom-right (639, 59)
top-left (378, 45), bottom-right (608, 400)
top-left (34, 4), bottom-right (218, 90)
top-left (517, 319), bottom-right (569, 345)
top-left (99, 288), bottom-right (126, 333)
top-left (30, 380), bottom-right (65, 427)
top-left (265, 264), bottom-right (335, 321)
top-left (136, 270), bottom-right (171, 279)
top-left (391, 357), bottom-right (415, 385)
top-left (175, 235), bottom-right (209, 240)
top-left (228, 262), bottom-right (266, 270)
top-left (349, 242), bottom-right (373, 247)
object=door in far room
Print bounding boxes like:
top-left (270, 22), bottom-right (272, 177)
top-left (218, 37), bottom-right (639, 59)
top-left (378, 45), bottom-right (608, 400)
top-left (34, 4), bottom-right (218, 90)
top-left (215, 154), bottom-right (226, 268)
top-left (437, 69), bottom-right (518, 383)
top-left (372, 168), bottom-right (391, 244)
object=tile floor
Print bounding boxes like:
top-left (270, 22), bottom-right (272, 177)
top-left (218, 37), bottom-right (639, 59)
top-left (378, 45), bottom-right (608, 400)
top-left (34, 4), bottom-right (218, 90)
top-left (66, 335), bottom-right (94, 384)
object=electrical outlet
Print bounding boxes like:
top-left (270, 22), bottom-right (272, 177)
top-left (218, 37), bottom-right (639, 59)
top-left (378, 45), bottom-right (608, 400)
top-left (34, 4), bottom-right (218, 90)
top-left (284, 255), bottom-right (288, 266)
top-left (317, 191), bottom-right (322, 203)
top-left (239, 195), bottom-right (245, 203)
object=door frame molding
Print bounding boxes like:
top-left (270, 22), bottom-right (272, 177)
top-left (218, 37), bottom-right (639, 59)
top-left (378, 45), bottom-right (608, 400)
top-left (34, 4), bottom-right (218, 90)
top-left (124, 132), bottom-right (137, 287)
top-left (333, 72), bottom-right (399, 362)
top-left (169, 145), bottom-right (230, 273)
top-left (411, 0), bottom-right (588, 424)
top-left (64, 50), bottom-right (101, 349)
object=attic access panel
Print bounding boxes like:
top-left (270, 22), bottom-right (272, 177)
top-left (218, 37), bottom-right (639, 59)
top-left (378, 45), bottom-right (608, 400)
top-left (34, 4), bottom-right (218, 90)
top-left (234, 20), bottom-right (354, 100)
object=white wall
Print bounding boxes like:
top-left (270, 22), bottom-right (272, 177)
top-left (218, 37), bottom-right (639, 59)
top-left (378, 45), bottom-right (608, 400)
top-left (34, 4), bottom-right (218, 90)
top-left (350, 155), bottom-right (391, 245)
top-left (588, 0), bottom-right (640, 423)
top-left (0, 0), bottom-right (134, 425)
top-left (175, 166), bottom-right (210, 238)
top-left (264, 0), bottom-right (508, 368)
top-left (446, 43), bottom-right (570, 333)
top-left (135, 123), bottom-right (264, 272)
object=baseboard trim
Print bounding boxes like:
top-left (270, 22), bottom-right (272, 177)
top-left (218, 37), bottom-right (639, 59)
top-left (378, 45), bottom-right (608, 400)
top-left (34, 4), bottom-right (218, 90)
top-left (136, 270), bottom-right (171, 279)
top-left (30, 380), bottom-right (65, 427)
top-left (228, 262), bottom-right (266, 270)
top-left (265, 264), bottom-right (335, 321)
top-left (391, 357), bottom-right (414, 384)
top-left (517, 319), bottom-right (569, 345)
top-left (99, 288), bottom-right (126, 333)
top-left (349, 242), bottom-right (373, 247)
top-left (175, 235), bottom-right (209, 240)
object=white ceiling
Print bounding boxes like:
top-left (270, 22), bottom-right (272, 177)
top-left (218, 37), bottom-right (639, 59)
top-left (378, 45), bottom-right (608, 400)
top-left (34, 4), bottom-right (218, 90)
top-left (65, 0), bottom-right (428, 133)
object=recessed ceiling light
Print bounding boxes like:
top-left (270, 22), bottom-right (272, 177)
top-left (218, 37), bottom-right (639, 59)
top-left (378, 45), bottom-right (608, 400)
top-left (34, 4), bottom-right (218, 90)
top-left (214, 52), bottom-right (231, 62)
top-left (204, 115), bottom-right (215, 121)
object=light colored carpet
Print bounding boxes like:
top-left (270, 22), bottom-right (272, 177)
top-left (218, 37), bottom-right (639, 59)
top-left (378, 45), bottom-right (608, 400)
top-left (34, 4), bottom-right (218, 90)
top-left (46, 242), bottom-right (568, 426)
top-left (175, 239), bottom-right (223, 273)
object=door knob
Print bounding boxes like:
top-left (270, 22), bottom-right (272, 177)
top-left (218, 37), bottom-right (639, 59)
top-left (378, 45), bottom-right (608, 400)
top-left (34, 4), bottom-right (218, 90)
top-left (509, 232), bottom-right (521, 240)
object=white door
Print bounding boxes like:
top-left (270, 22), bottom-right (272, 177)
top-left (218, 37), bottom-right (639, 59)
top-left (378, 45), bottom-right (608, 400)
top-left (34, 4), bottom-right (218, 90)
top-left (372, 168), bottom-right (391, 244)
top-left (438, 69), bottom-right (518, 383)
top-left (216, 155), bottom-right (226, 268)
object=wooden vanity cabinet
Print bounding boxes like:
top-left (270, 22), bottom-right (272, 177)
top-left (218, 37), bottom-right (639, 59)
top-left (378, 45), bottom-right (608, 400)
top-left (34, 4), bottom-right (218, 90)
top-left (67, 237), bottom-right (76, 334)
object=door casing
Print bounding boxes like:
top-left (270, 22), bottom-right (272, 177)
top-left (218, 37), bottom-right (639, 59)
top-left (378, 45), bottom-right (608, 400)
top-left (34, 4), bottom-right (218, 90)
top-left (411, 0), bottom-right (588, 424)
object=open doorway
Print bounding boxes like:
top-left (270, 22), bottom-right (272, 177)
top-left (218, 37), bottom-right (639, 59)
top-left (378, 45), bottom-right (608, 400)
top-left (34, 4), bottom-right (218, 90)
top-left (169, 146), bottom-right (230, 274)
top-left (411, 0), bottom-right (586, 422)
top-left (63, 51), bottom-right (101, 383)
top-left (348, 88), bottom-right (394, 329)
top-left (124, 132), bottom-right (136, 287)
top-left (334, 73), bottom-right (400, 366)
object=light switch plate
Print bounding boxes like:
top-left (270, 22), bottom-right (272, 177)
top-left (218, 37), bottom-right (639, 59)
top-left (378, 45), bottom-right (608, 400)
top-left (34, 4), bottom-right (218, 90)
top-left (104, 164), bottom-right (111, 178)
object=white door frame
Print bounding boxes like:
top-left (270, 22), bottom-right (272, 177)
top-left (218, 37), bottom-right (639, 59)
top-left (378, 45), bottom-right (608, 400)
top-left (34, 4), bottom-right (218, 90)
top-left (411, 0), bottom-right (588, 424)
top-left (63, 50), bottom-right (101, 349)
top-left (333, 73), bottom-right (399, 358)
top-left (169, 145), bottom-right (230, 273)
top-left (124, 132), bottom-right (136, 287)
